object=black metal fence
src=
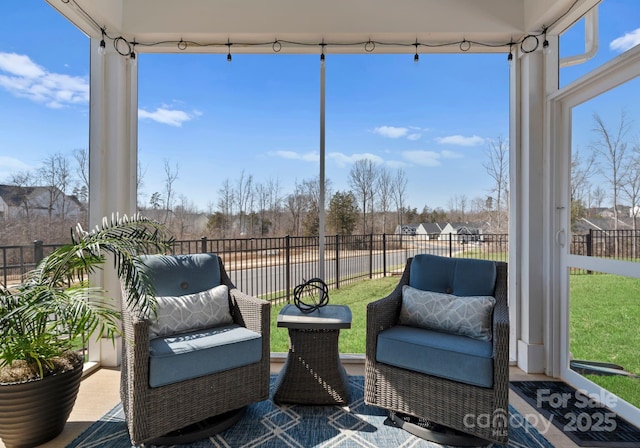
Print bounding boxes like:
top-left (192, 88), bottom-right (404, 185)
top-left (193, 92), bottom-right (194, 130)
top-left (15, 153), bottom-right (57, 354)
top-left (2, 230), bottom-right (638, 299)
top-left (571, 229), bottom-right (640, 260)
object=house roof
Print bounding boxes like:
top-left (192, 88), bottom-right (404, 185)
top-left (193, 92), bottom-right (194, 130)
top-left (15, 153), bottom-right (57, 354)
top-left (0, 184), bottom-right (84, 210)
top-left (46, 0), bottom-right (591, 55)
top-left (0, 184), bottom-right (36, 207)
top-left (573, 216), bottom-right (635, 233)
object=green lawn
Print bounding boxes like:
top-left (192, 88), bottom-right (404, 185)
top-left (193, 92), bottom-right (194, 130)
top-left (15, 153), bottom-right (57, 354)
top-left (570, 273), bottom-right (640, 408)
top-left (270, 271), bottom-right (640, 408)
top-left (269, 276), bottom-right (398, 353)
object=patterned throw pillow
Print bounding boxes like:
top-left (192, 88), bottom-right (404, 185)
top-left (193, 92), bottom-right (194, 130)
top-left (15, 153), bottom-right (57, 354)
top-left (399, 285), bottom-right (496, 341)
top-left (148, 284), bottom-right (233, 339)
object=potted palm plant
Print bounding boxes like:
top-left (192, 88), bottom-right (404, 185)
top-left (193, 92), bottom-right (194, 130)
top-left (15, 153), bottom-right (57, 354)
top-left (0, 214), bottom-right (173, 448)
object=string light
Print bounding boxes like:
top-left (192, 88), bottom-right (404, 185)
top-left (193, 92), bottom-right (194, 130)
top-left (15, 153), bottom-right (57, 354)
top-left (98, 28), bottom-right (106, 56)
top-left (320, 40), bottom-right (326, 65)
top-left (57, 0), bottom-right (582, 62)
top-left (542, 28), bottom-right (551, 55)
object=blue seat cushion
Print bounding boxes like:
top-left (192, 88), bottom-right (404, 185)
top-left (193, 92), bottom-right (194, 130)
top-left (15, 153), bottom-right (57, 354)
top-left (149, 324), bottom-right (262, 388)
top-left (409, 254), bottom-right (496, 297)
top-left (138, 253), bottom-right (221, 297)
top-left (376, 325), bottom-right (494, 388)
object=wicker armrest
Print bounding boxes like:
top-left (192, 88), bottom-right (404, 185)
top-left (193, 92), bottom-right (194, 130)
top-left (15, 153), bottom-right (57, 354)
top-left (366, 263), bottom-right (408, 359)
top-left (228, 287), bottom-right (270, 335)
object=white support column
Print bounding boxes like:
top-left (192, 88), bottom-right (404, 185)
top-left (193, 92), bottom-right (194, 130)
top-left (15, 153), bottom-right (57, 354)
top-left (512, 47), bottom-right (547, 373)
top-left (87, 37), bottom-right (138, 366)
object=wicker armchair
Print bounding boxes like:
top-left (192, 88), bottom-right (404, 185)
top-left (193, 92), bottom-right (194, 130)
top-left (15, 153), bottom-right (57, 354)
top-left (120, 253), bottom-right (270, 445)
top-left (365, 254), bottom-right (509, 444)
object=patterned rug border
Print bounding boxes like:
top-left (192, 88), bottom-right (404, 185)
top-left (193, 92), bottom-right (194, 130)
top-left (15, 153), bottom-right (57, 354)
top-left (68, 376), bottom-right (555, 448)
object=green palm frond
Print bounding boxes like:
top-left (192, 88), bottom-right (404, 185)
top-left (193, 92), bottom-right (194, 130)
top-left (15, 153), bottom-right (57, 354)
top-left (0, 213), bottom-right (174, 378)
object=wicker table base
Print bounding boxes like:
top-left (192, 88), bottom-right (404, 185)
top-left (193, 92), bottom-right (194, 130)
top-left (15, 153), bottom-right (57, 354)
top-left (273, 328), bottom-right (350, 405)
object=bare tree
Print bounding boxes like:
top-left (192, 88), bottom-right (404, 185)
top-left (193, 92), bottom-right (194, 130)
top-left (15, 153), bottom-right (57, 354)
top-left (570, 149), bottom-right (596, 223)
top-left (137, 160), bottom-right (147, 209)
top-left (300, 176), bottom-right (332, 236)
top-left (162, 160), bottom-right (179, 224)
top-left (216, 179), bottom-right (234, 237)
top-left (590, 111), bottom-right (630, 256)
top-left (38, 153), bottom-right (72, 221)
top-left (392, 168), bottom-right (408, 228)
top-left (621, 142), bottom-right (640, 258)
top-left (376, 167), bottom-right (393, 233)
top-left (255, 182), bottom-right (271, 236)
top-left (349, 159), bottom-right (379, 234)
top-left (590, 186), bottom-right (607, 210)
top-left (73, 148), bottom-right (89, 195)
top-left (266, 177), bottom-right (283, 235)
top-left (483, 136), bottom-right (509, 232)
top-left (234, 170), bottom-right (254, 236)
top-left (7, 171), bottom-right (36, 221)
top-left (286, 181), bottom-right (307, 236)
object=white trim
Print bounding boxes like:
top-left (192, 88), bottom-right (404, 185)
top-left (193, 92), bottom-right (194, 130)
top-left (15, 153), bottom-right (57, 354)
top-left (549, 40), bottom-right (640, 426)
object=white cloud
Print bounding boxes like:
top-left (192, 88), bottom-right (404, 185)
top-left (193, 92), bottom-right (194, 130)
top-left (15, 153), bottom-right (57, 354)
top-left (402, 150), bottom-right (442, 167)
top-left (0, 156), bottom-right (33, 181)
top-left (270, 150), bottom-right (319, 162)
top-left (441, 150), bottom-right (463, 159)
top-left (329, 152), bottom-right (383, 168)
top-left (373, 126), bottom-right (408, 138)
top-left (385, 160), bottom-right (408, 168)
top-left (435, 135), bottom-right (485, 146)
top-left (138, 107), bottom-right (193, 127)
top-left (0, 52), bottom-right (88, 108)
top-left (407, 133), bottom-right (421, 141)
top-left (610, 28), bottom-right (640, 53)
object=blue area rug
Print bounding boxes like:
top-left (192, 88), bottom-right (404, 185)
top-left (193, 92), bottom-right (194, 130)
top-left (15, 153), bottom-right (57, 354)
top-left (67, 376), bottom-right (554, 447)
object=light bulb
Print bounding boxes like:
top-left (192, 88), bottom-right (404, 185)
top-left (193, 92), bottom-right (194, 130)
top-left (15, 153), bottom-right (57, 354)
top-left (542, 39), bottom-right (551, 55)
top-left (98, 39), bottom-right (106, 56)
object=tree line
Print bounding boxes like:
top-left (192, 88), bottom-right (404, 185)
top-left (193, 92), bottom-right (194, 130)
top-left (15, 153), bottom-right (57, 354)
top-left (1, 138), bottom-right (511, 244)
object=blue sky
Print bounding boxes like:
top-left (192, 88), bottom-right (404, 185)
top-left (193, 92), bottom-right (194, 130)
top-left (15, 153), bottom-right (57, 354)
top-left (1, 1), bottom-right (639, 213)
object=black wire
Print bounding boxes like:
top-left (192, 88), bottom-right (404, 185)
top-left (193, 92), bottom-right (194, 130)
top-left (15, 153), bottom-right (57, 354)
top-left (293, 278), bottom-right (329, 314)
top-left (62, 0), bottom-right (583, 56)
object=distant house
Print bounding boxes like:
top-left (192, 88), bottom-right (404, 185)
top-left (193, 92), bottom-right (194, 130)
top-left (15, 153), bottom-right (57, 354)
top-left (415, 222), bottom-right (457, 241)
top-left (394, 224), bottom-right (419, 235)
top-left (0, 184), bottom-right (84, 220)
top-left (573, 216), bottom-right (634, 234)
top-left (453, 223), bottom-right (483, 243)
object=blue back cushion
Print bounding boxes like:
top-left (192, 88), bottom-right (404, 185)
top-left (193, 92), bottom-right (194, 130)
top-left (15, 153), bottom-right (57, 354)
top-left (138, 253), bottom-right (221, 296)
top-left (409, 254), bottom-right (496, 296)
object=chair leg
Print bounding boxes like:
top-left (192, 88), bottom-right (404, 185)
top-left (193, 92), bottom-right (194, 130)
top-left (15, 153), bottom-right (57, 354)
top-left (387, 411), bottom-right (490, 447)
top-left (144, 407), bottom-right (246, 446)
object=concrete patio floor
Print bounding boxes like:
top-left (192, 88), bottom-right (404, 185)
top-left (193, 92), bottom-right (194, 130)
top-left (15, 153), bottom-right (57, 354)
top-left (1, 358), bottom-right (580, 448)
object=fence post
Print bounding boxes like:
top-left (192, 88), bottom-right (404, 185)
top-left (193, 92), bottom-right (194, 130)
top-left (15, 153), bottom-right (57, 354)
top-left (587, 229), bottom-right (593, 274)
top-left (285, 235), bottom-right (291, 303)
top-left (335, 234), bottom-right (340, 289)
top-left (449, 233), bottom-right (453, 257)
top-left (382, 233), bottom-right (387, 276)
top-left (369, 233), bottom-right (373, 279)
top-left (33, 240), bottom-right (44, 265)
top-left (200, 236), bottom-right (207, 253)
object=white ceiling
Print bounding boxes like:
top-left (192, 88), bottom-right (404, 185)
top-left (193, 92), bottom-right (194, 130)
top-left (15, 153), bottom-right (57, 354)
top-left (46, 0), bottom-right (598, 54)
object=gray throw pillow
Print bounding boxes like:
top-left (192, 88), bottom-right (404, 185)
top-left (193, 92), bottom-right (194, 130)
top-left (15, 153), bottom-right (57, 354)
top-left (148, 284), bottom-right (233, 339)
top-left (399, 285), bottom-right (496, 341)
